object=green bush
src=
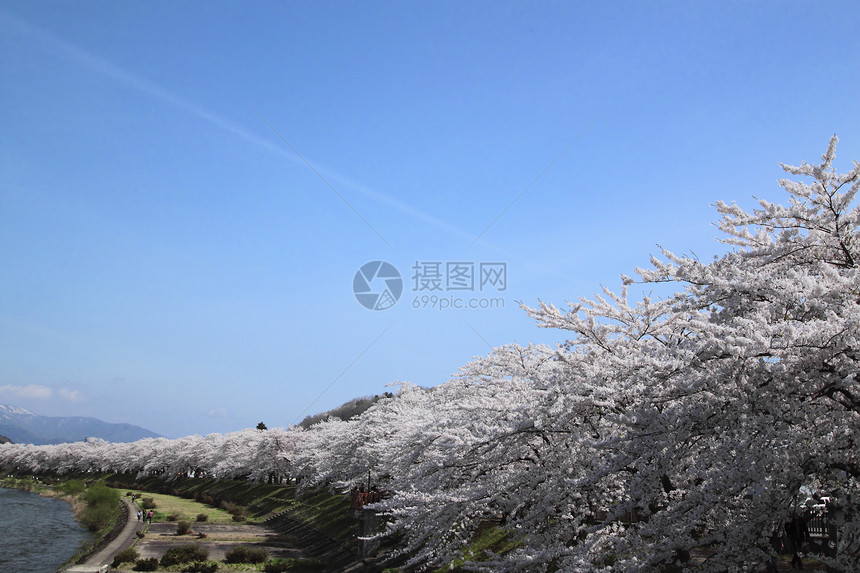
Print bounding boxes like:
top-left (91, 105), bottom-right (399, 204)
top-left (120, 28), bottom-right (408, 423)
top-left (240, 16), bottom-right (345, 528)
top-left (231, 513), bottom-right (247, 522)
top-left (176, 520), bottom-right (192, 535)
top-left (83, 484), bottom-right (120, 507)
top-left (79, 485), bottom-right (121, 531)
top-left (112, 547), bottom-right (139, 567)
top-left (133, 557), bottom-right (159, 571)
top-left (140, 497), bottom-right (156, 509)
top-left (81, 502), bottom-right (115, 531)
top-left (264, 559), bottom-right (325, 572)
top-left (182, 562), bottom-right (218, 573)
top-left (264, 562), bottom-right (291, 573)
top-left (57, 479), bottom-right (86, 495)
top-left (166, 512), bottom-right (180, 522)
top-left (196, 513), bottom-right (209, 522)
top-left (224, 546), bottom-right (268, 564)
top-left (161, 544), bottom-right (209, 567)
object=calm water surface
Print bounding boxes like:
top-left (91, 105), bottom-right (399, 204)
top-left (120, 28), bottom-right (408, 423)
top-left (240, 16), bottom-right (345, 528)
top-left (0, 487), bottom-right (92, 573)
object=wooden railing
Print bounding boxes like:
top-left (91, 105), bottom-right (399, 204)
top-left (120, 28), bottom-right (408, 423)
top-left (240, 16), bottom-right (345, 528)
top-left (350, 489), bottom-right (384, 510)
top-left (807, 514), bottom-right (829, 539)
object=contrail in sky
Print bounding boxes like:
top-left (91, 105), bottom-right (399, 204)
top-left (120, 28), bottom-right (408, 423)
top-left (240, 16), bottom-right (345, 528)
top-left (0, 9), bottom-right (580, 281)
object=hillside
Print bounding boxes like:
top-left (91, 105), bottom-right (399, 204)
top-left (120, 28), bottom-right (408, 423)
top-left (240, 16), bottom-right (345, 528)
top-left (0, 404), bottom-right (160, 444)
top-left (298, 392), bottom-right (394, 428)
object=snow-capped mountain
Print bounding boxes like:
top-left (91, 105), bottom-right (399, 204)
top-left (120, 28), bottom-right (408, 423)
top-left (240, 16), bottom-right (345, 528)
top-left (0, 404), bottom-right (161, 444)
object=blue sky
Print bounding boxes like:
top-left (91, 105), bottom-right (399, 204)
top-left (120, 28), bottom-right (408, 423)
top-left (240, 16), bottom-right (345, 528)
top-left (1, 1), bottom-right (858, 438)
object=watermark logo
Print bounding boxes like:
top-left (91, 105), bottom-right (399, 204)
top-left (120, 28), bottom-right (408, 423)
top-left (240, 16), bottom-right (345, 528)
top-left (353, 260), bottom-right (507, 311)
top-left (353, 261), bottom-right (403, 311)
top-left (411, 261), bottom-right (507, 292)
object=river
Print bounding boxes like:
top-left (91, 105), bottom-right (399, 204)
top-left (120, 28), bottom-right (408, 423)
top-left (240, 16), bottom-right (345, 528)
top-left (0, 487), bottom-right (92, 573)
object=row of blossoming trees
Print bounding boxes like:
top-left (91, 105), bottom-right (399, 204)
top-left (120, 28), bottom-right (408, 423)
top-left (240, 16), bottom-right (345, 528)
top-left (2, 139), bottom-right (859, 571)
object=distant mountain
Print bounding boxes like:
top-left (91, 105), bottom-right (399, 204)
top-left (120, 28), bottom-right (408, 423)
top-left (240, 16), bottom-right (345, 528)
top-left (0, 404), bottom-right (161, 445)
top-left (0, 433), bottom-right (11, 444)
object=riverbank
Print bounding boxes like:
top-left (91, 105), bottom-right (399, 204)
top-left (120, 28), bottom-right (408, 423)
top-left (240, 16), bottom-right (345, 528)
top-left (0, 476), bottom-right (129, 570)
top-left (4, 473), bottom-right (386, 572)
top-left (0, 483), bottom-right (93, 573)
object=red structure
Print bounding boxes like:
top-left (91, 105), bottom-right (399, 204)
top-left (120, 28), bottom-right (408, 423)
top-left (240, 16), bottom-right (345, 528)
top-left (350, 488), bottom-right (384, 510)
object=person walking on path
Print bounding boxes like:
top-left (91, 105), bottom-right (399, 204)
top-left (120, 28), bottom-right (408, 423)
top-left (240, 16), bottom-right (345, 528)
top-left (784, 512), bottom-right (809, 570)
top-left (75, 497), bottom-right (139, 569)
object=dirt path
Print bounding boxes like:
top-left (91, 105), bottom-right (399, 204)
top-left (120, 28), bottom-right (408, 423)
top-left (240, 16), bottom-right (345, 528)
top-left (131, 521), bottom-right (303, 561)
top-left (64, 497), bottom-right (141, 572)
top-left (66, 497), bottom-right (367, 572)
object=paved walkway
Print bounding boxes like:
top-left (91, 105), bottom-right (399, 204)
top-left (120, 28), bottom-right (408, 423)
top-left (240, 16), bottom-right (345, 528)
top-left (65, 497), bottom-right (141, 572)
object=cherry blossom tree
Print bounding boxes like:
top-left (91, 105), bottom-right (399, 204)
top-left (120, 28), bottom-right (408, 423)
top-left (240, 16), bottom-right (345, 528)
top-left (0, 427), bottom-right (297, 481)
top-left (295, 137), bottom-right (860, 572)
top-left (1, 138), bottom-right (858, 572)
top-left (509, 135), bottom-right (860, 571)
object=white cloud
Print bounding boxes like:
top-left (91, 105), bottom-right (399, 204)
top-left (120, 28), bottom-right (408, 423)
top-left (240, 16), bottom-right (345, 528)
top-left (58, 387), bottom-right (83, 401)
top-left (0, 384), bottom-right (53, 399)
top-left (207, 407), bottom-right (229, 417)
top-left (0, 384), bottom-right (84, 401)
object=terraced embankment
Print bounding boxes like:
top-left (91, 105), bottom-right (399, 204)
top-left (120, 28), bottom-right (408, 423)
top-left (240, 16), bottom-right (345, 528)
top-left (103, 475), bottom-right (378, 571)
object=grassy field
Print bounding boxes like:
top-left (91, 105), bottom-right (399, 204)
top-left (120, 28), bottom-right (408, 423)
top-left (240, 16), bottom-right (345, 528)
top-left (107, 475), bottom-right (354, 541)
top-left (5, 473), bottom-right (360, 569)
top-left (126, 489), bottom-right (237, 524)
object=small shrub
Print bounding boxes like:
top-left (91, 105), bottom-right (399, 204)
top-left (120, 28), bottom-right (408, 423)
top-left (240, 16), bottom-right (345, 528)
top-left (219, 500), bottom-right (240, 514)
top-left (197, 532), bottom-right (207, 539)
top-left (182, 562), bottom-right (218, 573)
top-left (136, 530), bottom-right (145, 539)
top-left (112, 547), bottom-right (139, 567)
top-left (81, 503), bottom-right (115, 531)
top-left (196, 513), bottom-right (209, 522)
top-left (224, 546), bottom-right (268, 564)
top-left (57, 479), bottom-right (86, 495)
top-left (167, 512), bottom-right (181, 522)
top-left (83, 484), bottom-right (120, 507)
top-left (264, 562), bottom-right (291, 573)
top-left (264, 559), bottom-right (326, 573)
top-left (161, 544), bottom-right (209, 567)
top-left (133, 557), bottom-right (159, 571)
top-left (126, 491), bottom-right (134, 497)
top-left (231, 513), bottom-right (247, 522)
top-left (265, 560), bottom-right (325, 573)
top-left (200, 494), bottom-right (215, 506)
top-left (140, 497), bottom-right (157, 510)
top-left (176, 520), bottom-right (192, 535)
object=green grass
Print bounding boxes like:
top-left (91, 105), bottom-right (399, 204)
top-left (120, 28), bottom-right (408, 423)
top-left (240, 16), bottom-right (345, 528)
top-left (127, 489), bottom-right (236, 524)
top-left (106, 475), bottom-right (357, 547)
top-left (279, 487), bottom-right (354, 540)
top-left (430, 521), bottom-right (518, 573)
top-left (114, 560), bottom-right (326, 572)
top-left (6, 473), bottom-right (359, 565)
